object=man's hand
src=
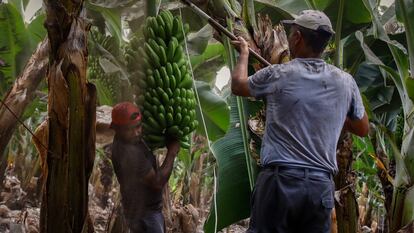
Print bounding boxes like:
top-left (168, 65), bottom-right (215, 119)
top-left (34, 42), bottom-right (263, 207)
top-left (166, 138), bottom-right (180, 156)
top-left (230, 36), bottom-right (252, 97)
top-left (231, 36), bottom-right (250, 57)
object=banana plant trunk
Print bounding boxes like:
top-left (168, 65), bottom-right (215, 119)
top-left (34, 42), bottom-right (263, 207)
top-left (40, 1), bottom-right (96, 232)
top-left (0, 39), bottom-right (49, 185)
top-left (334, 132), bottom-right (359, 233)
top-left (390, 100), bottom-right (414, 232)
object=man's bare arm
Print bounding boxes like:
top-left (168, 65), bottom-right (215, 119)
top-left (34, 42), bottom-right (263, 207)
top-left (343, 112), bottom-right (369, 137)
top-left (231, 37), bottom-right (252, 97)
top-left (141, 139), bottom-right (180, 190)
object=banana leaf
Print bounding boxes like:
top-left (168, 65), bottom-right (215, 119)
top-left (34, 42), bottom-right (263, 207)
top-left (194, 81), bottom-right (230, 142)
top-left (396, 0), bottom-right (414, 76)
top-left (204, 95), bottom-right (258, 233)
top-left (8, 0), bottom-right (30, 18)
top-left (0, 3), bottom-right (31, 95)
top-left (86, 2), bottom-right (124, 45)
top-left (27, 13), bottom-right (46, 46)
top-left (186, 25), bottom-right (214, 56)
top-left (191, 43), bottom-right (225, 84)
top-left (358, 0), bottom-right (414, 229)
top-left (204, 20), bottom-right (258, 232)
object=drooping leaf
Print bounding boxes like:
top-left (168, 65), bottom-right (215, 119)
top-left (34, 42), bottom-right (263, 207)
top-left (254, 0), bottom-right (307, 18)
top-left (195, 81), bottom-right (230, 141)
top-left (204, 96), bottom-right (257, 233)
top-left (186, 25), bottom-right (214, 56)
top-left (191, 43), bottom-right (225, 69)
top-left (395, 0), bottom-right (414, 86)
top-left (191, 43), bottom-right (226, 84)
top-left (355, 62), bottom-right (402, 124)
top-left (362, 0), bottom-right (413, 102)
top-left (86, 2), bottom-right (124, 45)
top-left (90, 79), bottom-right (114, 105)
top-left (343, 0), bottom-right (371, 24)
top-left (242, 0), bottom-right (257, 31)
top-left (0, 3), bottom-right (31, 95)
top-left (8, 0), bottom-right (30, 17)
top-left (205, 21), bottom-right (258, 232)
top-left (27, 13), bottom-right (46, 46)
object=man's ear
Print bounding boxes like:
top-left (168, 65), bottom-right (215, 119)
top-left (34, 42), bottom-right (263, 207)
top-left (293, 30), bottom-right (302, 46)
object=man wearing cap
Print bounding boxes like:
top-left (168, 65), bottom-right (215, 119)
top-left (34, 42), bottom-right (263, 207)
top-left (231, 10), bottom-right (369, 233)
top-left (110, 102), bottom-right (180, 233)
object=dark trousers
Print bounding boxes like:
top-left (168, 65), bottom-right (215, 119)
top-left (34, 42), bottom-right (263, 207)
top-left (247, 165), bottom-right (334, 233)
top-left (126, 211), bottom-right (165, 233)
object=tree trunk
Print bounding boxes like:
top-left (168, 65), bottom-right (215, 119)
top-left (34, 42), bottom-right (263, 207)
top-left (334, 132), bottom-right (359, 233)
top-left (40, 0), bottom-right (96, 232)
top-left (0, 39), bottom-right (49, 185)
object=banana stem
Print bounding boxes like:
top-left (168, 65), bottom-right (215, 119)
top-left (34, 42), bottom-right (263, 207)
top-left (180, 0), bottom-right (271, 66)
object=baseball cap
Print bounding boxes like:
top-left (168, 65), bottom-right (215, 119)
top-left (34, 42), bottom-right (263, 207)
top-left (110, 102), bottom-right (142, 128)
top-left (281, 10), bottom-right (335, 34)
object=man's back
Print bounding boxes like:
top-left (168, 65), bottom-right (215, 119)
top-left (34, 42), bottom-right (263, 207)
top-left (249, 58), bottom-right (365, 173)
top-left (111, 138), bottom-right (162, 218)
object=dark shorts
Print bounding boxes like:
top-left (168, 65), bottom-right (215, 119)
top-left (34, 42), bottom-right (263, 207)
top-left (126, 211), bottom-right (165, 233)
top-left (247, 165), bottom-right (334, 233)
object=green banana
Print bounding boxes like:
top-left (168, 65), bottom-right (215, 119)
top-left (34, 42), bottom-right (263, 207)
top-left (172, 18), bottom-right (180, 38)
top-left (167, 125), bottom-right (180, 135)
top-left (172, 63), bottom-right (182, 82)
top-left (145, 42), bottom-right (161, 68)
top-left (167, 38), bottom-right (177, 61)
top-left (159, 67), bottom-right (170, 89)
top-left (180, 141), bottom-right (190, 149)
top-left (158, 105), bottom-right (166, 115)
top-left (147, 117), bottom-right (161, 131)
top-left (179, 74), bottom-right (193, 88)
top-left (166, 113), bottom-right (174, 126)
top-left (169, 75), bottom-right (177, 90)
top-left (166, 88), bottom-right (173, 97)
top-left (173, 88), bottom-right (181, 98)
top-left (155, 37), bottom-right (167, 49)
top-left (174, 113), bottom-right (182, 125)
top-left (157, 112), bottom-right (167, 128)
top-left (148, 134), bottom-right (165, 142)
top-left (138, 10), bottom-right (197, 150)
top-left (173, 45), bottom-right (183, 62)
top-left (146, 75), bottom-right (156, 88)
top-left (159, 46), bottom-right (168, 66)
top-left (166, 63), bottom-right (173, 76)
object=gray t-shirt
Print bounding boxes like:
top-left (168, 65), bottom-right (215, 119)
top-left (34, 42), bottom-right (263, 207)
top-left (248, 58), bottom-right (365, 174)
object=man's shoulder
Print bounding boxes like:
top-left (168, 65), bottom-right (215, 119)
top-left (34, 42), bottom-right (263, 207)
top-left (270, 62), bottom-right (295, 72)
top-left (112, 139), bottom-right (150, 158)
top-left (325, 63), bottom-right (353, 79)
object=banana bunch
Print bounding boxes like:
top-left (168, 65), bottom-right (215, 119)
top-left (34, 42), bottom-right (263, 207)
top-left (88, 57), bottom-right (120, 101)
top-left (136, 10), bottom-right (198, 150)
top-left (88, 30), bottom-right (121, 101)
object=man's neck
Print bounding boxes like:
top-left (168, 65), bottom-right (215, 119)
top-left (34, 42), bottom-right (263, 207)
top-left (292, 51), bottom-right (322, 59)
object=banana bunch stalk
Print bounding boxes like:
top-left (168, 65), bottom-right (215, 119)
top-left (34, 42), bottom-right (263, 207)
top-left (136, 10), bottom-right (198, 150)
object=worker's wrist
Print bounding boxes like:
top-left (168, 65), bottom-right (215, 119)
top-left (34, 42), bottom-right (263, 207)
top-left (240, 50), bottom-right (249, 57)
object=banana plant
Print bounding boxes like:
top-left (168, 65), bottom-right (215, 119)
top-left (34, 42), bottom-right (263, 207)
top-left (0, 1), bottom-right (44, 96)
top-left (356, 0), bottom-right (414, 231)
top-left (0, 0), bottom-right (47, 186)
